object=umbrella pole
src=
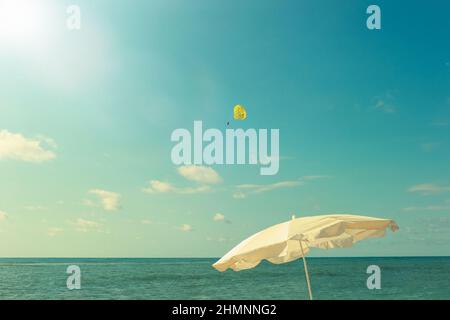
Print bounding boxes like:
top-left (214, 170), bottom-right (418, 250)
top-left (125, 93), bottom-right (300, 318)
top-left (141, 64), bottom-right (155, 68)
top-left (299, 241), bottom-right (313, 300)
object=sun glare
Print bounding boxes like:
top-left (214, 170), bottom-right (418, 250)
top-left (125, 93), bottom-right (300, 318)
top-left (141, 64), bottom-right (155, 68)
top-left (0, 0), bottom-right (50, 46)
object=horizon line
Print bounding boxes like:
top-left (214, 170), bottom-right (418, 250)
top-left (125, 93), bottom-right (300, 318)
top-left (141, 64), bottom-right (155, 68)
top-left (0, 255), bottom-right (449, 259)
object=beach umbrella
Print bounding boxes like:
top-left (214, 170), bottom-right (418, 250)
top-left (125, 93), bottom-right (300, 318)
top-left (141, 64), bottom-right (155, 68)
top-left (212, 214), bottom-right (399, 300)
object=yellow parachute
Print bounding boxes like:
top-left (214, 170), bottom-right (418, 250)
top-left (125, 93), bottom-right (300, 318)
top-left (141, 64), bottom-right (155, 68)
top-left (233, 104), bottom-right (247, 120)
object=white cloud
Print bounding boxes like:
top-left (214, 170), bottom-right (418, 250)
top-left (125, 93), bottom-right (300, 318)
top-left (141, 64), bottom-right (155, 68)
top-left (232, 175), bottom-right (330, 199)
top-left (82, 199), bottom-right (96, 207)
top-left (36, 135), bottom-right (57, 148)
top-left (407, 183), bottom-right (450, 195)
top-left (213, 213), bottom-right (231, 223)
top-left (207, 236), bottom-right (231, 242)
top-left (47, 227), bottom-right (63, 237)
top-left (24, 205), bottom-right (46, 211)
top-left (143, 166), bottom-right (222, 196)
top-left (143, 180), bottom-right (211, 194)
top-left (301, 175), bottom-right (332, 181)
top-left (374, 100), bottom-right (396, 113)
top-left (0, 130), bottom-right (56, 162)
top-left (143, 180), bottom-right (174, 193)
top-left (403, 205), bottom-right (450, 212)
top-left (0, 210), bottom-right (7, 221)
top-left (232, 192), bottom-right (246, 199)
top-left (405, 217), bottom-right (450, 243)
top-left (89, 189), bottom-right (121, 211)
top-left (213, 213), bottom-right (225, 221)
top-left (141, 219), bottom-right (152, 225)
top-left (372, 92), bottom-right (396, 114)
top-left (178, 224), bottom-right (192, 232)
top-left (177, 165), bottom-right (222, 184)
top-left (172, 184), bottom-right (211, 194)
top-left (72, 218), bottom-right (102, 233)
top-left (235, 180), bottom-right (301, 196)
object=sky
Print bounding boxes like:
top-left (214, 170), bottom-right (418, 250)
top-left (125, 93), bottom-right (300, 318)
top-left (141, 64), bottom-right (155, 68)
top-left (0, 0), bottom-right (449, 257)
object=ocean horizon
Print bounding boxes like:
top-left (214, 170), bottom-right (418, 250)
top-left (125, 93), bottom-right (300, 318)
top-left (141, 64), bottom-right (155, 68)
top-left (1, 256), bottom-right (449, 300)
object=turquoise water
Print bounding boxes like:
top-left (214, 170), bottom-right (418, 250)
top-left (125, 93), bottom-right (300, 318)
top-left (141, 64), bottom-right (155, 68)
top-left (0, 257), bottom-right (448, 300)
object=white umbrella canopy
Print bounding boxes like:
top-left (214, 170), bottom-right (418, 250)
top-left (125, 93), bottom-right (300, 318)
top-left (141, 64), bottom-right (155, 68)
top-left (212, 214), bottom-right (399, 299)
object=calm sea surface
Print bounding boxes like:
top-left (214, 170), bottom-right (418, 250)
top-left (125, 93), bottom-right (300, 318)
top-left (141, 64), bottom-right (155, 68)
top-left (0, 257), bottom-right (448, 300)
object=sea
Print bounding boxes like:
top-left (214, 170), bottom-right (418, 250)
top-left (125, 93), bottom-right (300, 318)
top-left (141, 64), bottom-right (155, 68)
top-left (0, 257), bottom-right (448, 300)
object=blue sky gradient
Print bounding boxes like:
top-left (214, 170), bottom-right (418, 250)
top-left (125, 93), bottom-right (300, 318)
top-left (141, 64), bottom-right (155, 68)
top-left (0, 0), bottom-right (449, 257)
